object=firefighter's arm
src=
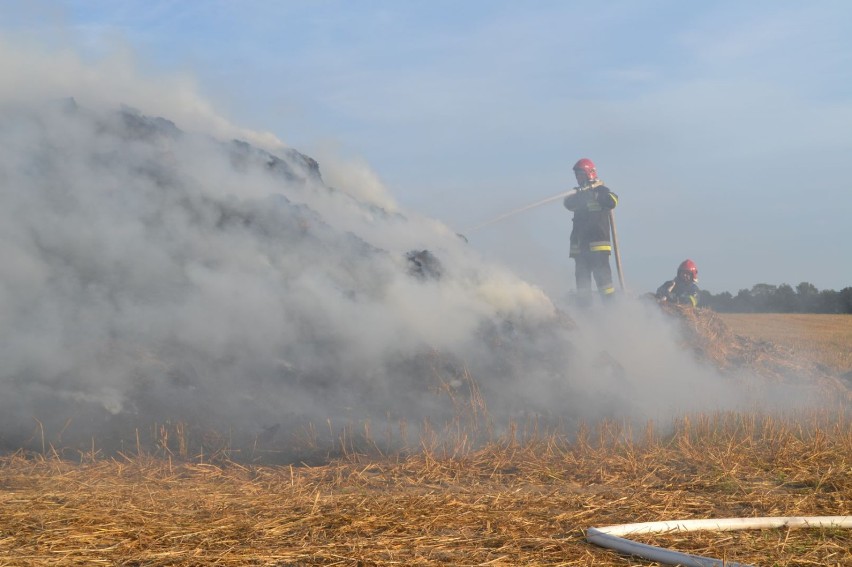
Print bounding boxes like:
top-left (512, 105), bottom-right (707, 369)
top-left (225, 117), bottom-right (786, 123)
top-left (655, 280), bottom-right (675, 300)
top-left (563, 189), bottom-right (581, 210)
top-left (596, 187), bottom-right (618, 209)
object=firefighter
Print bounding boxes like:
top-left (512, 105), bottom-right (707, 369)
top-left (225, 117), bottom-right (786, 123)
top-left (655, 259), bottom-right (700, 307)
top-left (563, 158), bottom-right (619, 304)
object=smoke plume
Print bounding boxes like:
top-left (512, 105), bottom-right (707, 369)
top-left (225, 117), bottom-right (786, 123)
top-left (0, 46), bottom-right (833, 461)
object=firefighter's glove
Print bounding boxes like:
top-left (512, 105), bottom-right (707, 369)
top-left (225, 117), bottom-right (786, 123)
top-left (564, 190), bottom-right (581, 209)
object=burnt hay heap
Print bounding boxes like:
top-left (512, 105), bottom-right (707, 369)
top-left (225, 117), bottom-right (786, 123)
top-left (1, 102), bottom-right (847, 463)
top-left (0, 102), bottom-right (589, 459)
top-left (659, 304), bottom-right (851, 401)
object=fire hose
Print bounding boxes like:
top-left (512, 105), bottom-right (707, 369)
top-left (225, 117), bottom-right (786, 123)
top-left (467, 183), bottom-right (626, 290)
top-left (609, 208), bottom-right (625, 291)
top-left (586, 516), bottom-right (852, 566)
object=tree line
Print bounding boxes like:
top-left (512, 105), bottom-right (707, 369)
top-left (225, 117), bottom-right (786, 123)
top-left (698, 283), bottom-right (852, 313)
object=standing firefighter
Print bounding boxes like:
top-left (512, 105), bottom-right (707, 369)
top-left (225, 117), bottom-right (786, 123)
top-left (655, 259), bottom-right (700, 307)
top-left (563, 158), bottom-right (619, 304)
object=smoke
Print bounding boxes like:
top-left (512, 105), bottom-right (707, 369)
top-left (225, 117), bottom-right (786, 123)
top-left (0, 34), bottom-right (283, 150)
top-left (0, 99), bottom-right (559, 452)
top-left (309, 143), bottom-right (400, 213)
top-left (0, 43), bottom-right (835, 460)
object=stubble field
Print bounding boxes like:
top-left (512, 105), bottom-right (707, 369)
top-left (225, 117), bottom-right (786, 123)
top-left (719, 313), bottom-right (852, 377)
top-left (1, 312), bottom-right (850, 566)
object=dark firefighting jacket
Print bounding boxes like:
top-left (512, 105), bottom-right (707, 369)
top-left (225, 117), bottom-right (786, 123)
top-left (563, 181), bottom-right (618, 257)
top-left (655, 279), bottom-right (700, 307)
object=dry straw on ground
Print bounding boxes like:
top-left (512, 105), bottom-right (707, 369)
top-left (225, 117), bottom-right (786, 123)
top-left (1, 308), bottom-right (850, 566)
top-left (1, 411), bottom-right (850, 566)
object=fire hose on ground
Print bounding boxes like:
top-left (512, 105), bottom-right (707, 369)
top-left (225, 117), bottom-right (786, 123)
top-left (585, 516), bottom-right (852, 566)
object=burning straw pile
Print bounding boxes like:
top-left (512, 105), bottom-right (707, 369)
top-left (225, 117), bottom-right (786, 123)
top-left (2, 96), bottom-right (850, 566)
top-left (661, 304), bottom-right (852, 402)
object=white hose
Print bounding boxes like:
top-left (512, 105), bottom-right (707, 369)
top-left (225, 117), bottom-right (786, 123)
top-left (467, 190), bottom-right (570, 232)
top-left (586, 516), bottom-right (852, 567)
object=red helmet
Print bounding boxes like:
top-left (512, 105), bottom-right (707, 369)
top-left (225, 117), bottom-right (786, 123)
top-left (677, 259), bottom-right (698, 282)
top-left (573, 158), bottom-right (597, 183)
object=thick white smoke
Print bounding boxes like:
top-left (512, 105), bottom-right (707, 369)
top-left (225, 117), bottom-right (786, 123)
top-left (0, 42), bottom-right (832, 460)
top-left (0, 100), bottom-right (569, 453)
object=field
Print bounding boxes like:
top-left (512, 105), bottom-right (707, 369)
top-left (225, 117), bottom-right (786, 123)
top-left (719, 313), bottom-right (852, 376)
top-left (1, 312), bottom-right (851, 566)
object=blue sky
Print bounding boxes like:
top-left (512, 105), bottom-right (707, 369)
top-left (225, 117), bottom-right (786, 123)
top-left (3, 0), bottom-right (852, 297)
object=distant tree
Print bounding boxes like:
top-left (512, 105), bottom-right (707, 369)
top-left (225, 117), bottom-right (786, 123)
top-left (697, 289), bottom-right (715, 309)
top-left (771, 283), bottom-right (797, 312)
top-left (690, 283), bottom-right (851, 313)
top-left (706, 290), bottom-right (734, 312)
top-left (796, 281), bottom-right (818, 295)
top-left (796, 282), bottom-right (820, 312)
top-left (817, 289), bottom-right (841, 313)
top-left (751, 283), bottom-right (777, 296)
top-left (698, 290), bottom-right (717, 310)
top-left (750, 284), bottom-right (777, 311)
top-left (732, 288), bottom-right (754, 312)
top-left (840, 287), bottom-right (852, 314)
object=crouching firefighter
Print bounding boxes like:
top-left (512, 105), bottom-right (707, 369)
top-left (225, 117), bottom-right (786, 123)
top-left (655, 259), bottom-right (700, 307)
top-left (563, 158), bottom-right (619, 305)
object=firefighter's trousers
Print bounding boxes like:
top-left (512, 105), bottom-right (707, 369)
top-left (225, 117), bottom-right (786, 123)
top-left (574, 252), bottom-right (615, 298)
